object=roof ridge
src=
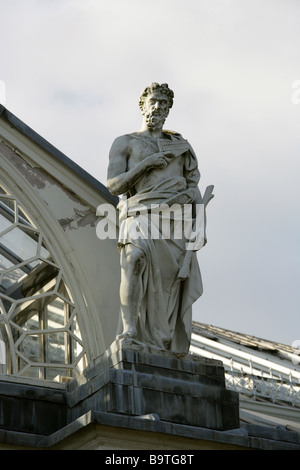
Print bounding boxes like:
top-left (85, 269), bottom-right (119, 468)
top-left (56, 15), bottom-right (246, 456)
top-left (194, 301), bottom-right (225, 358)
top-left (192, 320), bottom-right (293, 351)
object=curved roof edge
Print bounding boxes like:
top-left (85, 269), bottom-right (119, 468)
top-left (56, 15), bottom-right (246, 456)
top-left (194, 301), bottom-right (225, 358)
top-left (192, 320), bottom-right (293, 351)
top-left (0, 104), bottom-right (118, 206)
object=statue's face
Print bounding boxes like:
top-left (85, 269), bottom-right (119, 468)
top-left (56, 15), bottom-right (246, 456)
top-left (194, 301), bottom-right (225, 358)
top-left (142, 91), bottom-right (170, 130)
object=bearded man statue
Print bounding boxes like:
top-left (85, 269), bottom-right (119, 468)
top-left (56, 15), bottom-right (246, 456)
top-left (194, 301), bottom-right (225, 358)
top-left (107, 83), bottom-right (213, 353)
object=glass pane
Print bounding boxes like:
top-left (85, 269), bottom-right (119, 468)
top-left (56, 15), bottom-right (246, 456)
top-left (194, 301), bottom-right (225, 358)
top-left (0, 297), bottom-right (13, 315)
top-left (18, 334), bottom-right (39, 362)
top-left (0, 186), bottom-right (8, 195)
top-left (0, 261), bottom-right (27, 290)
top-left (46, 331), bottom-right (66, 364)
top-left (17, 204), bottom-right (35, 227)
top-left (70, 313), bottom-right (82, 342)
top-left (0, 213), bottom-right (12, 235)
top-left (71, 339), bottom-right (83, 361)
top-left (21, 366), bottom-right (43, 380)
top-left (22, 312), bottom-right (39, 331)
top-left (0, 226), bottom-right (38, 263)
top-left (57, 277), bottom-right (74, 304)
top-left (77, 354), bottom-right (87, 372)
top-left (46, 298), bottom-right (65, 329)
top-left (0, 196), bottom-right (15, 219)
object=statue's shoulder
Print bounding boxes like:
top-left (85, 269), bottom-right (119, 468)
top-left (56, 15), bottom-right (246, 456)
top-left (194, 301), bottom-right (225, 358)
top-left (113, 133), bottom-right (133, 143)
top-left (114, 132), bottom-right (144, 146)
top-left (162, 130), bottom-right (184, 140)
top-left (110, 133), bottom-right (134, 151)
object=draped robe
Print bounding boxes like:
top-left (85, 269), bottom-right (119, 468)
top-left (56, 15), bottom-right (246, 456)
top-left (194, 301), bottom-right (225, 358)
top-left (117, 131), bottom-right (205, 353)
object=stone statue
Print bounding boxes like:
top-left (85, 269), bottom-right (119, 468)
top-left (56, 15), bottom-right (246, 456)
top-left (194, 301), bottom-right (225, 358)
top-left (107, 83), bottom-right (213, 353)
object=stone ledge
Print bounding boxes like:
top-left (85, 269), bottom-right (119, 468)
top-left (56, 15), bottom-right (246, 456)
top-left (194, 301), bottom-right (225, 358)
top-left (66, 338), bottom-right (239, 430)
top-left (69, 338), bottom-right (226, 391)
top-left (0, 379), bottom-right (67, 435)
top-left (67, 367), bottom-right (235, 407)
top-left (35, 410), bottom-right (300, 450)
top-left (1, 410), bottom-right (300, 450)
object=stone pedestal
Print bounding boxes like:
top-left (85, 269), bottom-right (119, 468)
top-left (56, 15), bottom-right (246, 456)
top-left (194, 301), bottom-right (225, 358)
top-left (67, 339), bottom-right (239, 431)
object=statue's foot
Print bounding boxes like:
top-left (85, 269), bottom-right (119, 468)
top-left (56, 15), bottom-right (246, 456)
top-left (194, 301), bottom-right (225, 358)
top-left (117, 328), bottom-right (137, 340)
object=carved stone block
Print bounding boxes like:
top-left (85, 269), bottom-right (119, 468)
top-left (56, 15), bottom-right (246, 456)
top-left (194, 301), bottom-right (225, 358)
top-left (67, 339), bottom-right (240, 431)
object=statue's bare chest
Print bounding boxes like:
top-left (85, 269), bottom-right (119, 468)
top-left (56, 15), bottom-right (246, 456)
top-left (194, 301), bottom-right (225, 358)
top-left (127, 135), bottom-right (159, 170)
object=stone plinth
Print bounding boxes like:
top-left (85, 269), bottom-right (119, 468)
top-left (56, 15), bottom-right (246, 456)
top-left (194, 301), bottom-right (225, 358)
top-left (67, 339), bottom-right (239, 431)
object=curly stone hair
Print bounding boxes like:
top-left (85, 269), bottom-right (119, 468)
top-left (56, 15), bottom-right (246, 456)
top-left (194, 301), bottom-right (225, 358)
top-left (139, 83), bottom-right (174, 111)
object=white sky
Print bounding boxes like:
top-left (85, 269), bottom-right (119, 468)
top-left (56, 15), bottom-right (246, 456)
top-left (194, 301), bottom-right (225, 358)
top-left (1, 0), bottom-right (299, 346)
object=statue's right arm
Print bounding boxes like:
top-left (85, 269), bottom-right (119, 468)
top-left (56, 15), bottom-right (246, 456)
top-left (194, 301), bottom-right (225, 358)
top-left (107, 136), bottom-right (168, 196)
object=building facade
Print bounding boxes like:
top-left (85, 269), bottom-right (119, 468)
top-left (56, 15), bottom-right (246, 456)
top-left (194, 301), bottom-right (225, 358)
top-left (0, 105), bottom-right (299, 450)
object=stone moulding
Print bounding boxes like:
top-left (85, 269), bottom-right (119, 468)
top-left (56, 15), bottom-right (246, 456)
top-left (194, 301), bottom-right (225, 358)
top-left (66, 338), bottom-right (240, 431)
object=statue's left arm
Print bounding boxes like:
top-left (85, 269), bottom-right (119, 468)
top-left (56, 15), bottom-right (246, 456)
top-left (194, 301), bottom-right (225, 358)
top-left (184, 149), bottom-right (214, 207)
top-left (183, 149), bottom-right (202, 204)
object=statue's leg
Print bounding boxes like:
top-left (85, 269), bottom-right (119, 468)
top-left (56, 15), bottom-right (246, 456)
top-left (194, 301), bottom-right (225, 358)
top-left (118, 244), bottom-right (146, 338)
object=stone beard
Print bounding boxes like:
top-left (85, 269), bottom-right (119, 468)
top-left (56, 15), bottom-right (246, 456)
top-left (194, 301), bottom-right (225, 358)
top-left (107, 83), bottom-right (213, 353)
top-left (144, 108), bottom-right (168, 130)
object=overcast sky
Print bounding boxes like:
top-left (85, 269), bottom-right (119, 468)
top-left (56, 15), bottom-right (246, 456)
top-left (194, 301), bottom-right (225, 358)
top-left (0, 0), bottom-right (299, 346)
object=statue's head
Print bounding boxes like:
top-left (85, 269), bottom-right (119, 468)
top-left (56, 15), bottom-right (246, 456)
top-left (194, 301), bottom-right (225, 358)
top-left (139, 83), bottom-right (174, 111)
top-left (139, 83), bottom-right (174, 130)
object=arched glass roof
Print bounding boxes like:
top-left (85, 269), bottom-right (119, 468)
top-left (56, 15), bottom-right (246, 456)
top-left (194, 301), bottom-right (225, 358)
top-left (0, 183), bottom-right (87, 382)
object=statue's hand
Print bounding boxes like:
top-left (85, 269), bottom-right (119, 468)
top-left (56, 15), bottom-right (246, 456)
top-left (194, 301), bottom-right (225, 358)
top-left (146, 151), bottom-right (173, 169)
